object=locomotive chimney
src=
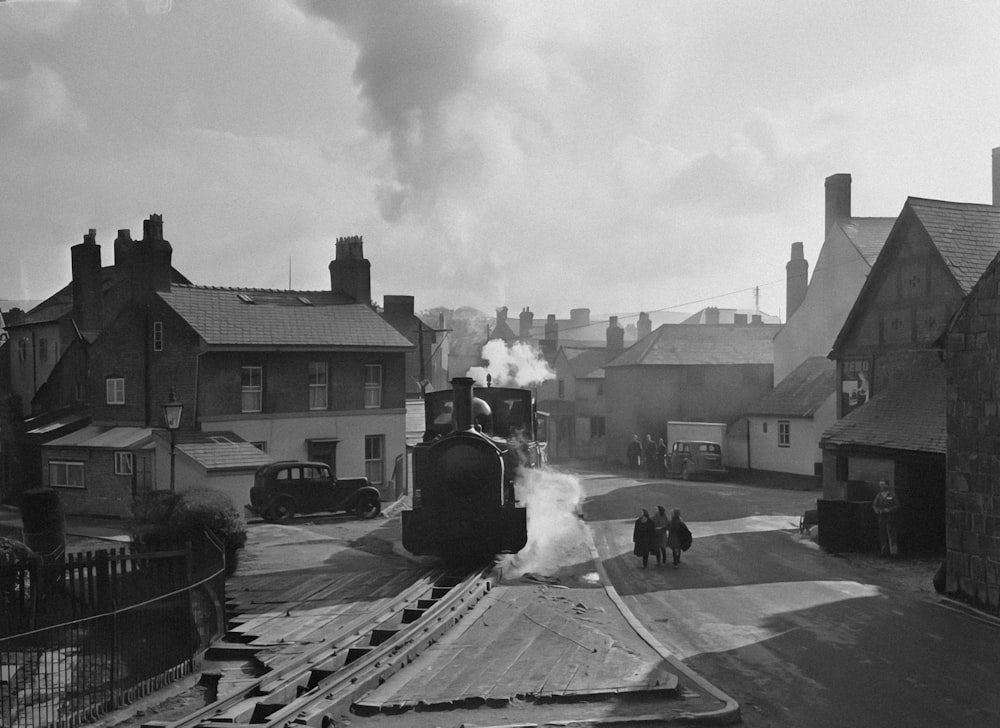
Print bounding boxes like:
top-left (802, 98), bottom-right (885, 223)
top-left (452, 377), bottom-right (476, 432)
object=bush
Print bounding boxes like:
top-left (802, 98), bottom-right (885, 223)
top-left (131, 488), bottom-right (247, 575)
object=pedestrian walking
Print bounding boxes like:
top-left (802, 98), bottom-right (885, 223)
top-left (632, 508), bottom-right (657, 569)
top-left (626, 435), bottom-right (642, 470)
top-left (643, 435), bottom-right (657, 478)
top-left (872, 479), bottom-right (900, 557)
top-left (656, 438), bottom-right (668, 478)
top-left (666, 508), bottom-right (692, 569)
top-left (652, 505), bottom-right (669, 566)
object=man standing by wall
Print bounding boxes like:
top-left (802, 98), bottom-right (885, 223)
top-left (872, 479), bottom-right (900, 557)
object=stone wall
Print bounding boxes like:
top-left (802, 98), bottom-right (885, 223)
top-left (945, 262), bottom-right (1000, 614)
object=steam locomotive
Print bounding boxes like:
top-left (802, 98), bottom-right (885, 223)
top-left (401, 376), bottom-right (545, 561)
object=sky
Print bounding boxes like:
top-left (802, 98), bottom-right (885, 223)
top-left (3, 0), bottom-right (1000, 323)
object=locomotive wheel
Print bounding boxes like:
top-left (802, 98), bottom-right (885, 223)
top-left (265, 497), bottom-right (295, 523)
top-left (355, 492), bottom-right (381, 520)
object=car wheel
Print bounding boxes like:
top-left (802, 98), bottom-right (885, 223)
top-left (681, 463), bottom-right (690, 481)
top-left (356, 492), bottom-right (381, 520)
top-left (265, 497), bottom-right (295, 523)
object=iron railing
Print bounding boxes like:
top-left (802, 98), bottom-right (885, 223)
top-left (0, 532), bottom-right (226, 728)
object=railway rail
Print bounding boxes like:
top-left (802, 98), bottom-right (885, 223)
top-left (143, 564), bottom-right (495, 728)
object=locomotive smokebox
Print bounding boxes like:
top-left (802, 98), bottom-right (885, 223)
top-left (452, 377), bottom-right (476, 432)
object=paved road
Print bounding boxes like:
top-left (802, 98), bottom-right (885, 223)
top-left (575, 465), bottom-right (1000, 728)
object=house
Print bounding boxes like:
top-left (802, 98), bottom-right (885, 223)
top-left (535, 333), bottom-right (620, 461)
top-left (728, 356), bottom-right (836, 477)
top-left (682, 307), bottom-right (780, 325)
top-left (943, 234), bottom-right (1000, 613)
top-left (821, 195), bottom-right (1000, 554)
top-left (1, 217), bottom-right (414, 516)
top-left (604, 321), bottom-right (779, 466)
top-left (737, 172), bottom-right (893, 478)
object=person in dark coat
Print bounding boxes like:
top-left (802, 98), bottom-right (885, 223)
top-left (652, 505), bottom-right (669, 566)
top-left (872, 479), bottom-right (900, 557)
top-left (632, 508), bottom-right (657, 568)
top-left (626, 435), bottom-right (642, 470)
top-left (642, 435), bottom-right (657, 477)
top-left (666, 508), bottom-right (692, 569)
top-left (656, 438), bottom-right (668, 478)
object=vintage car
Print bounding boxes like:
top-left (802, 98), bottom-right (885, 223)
top-left (665, 440), bottom-right (727, 481)
top-left (248, 461), bottom-right (381, 522)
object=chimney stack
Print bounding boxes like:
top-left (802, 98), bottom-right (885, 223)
top-left (71, 228), bottom-right (103, 333)
top-left (705, 307), bottom-right (720, 325)
top-left (606, 316), bottom-right (624, 356)
top-left (734, 313), bottom-right (748, 326)
top-left (786, 241), bottom-right (809, 320)
top-left (825, 173), bottom-right (852, 238)
top-left (519, 307), bottom-right (534, 339)
top-left (637, 311), bottom-right (651, 340)
top-left (993, 147), bottom-right (1000, 206)
top-left (541, 313), bottom-right (558, 362)
top-left (329, 235), bottom-right (372, 305)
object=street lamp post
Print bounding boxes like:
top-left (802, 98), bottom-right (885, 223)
top-left (161, 390), bottom-right (184, 491)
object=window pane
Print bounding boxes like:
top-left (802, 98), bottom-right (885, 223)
top-left (106, 378), bottom-right (124, 404)
top-left (365, 435), bottom-right (384, 485)
top-left (242, 366), bottom-right (262, 412)
top-left (364, 365), bottom-right (382, 408)
top-left (309, 362), bottom-right (328, 410)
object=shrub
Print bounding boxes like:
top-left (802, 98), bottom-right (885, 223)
top-left (131, 488), bottom-right (247, 575)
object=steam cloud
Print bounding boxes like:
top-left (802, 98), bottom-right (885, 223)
top-left (467, 339), bottom-right (554, 388)
top-left (506, 468), bottom-right (586, 578)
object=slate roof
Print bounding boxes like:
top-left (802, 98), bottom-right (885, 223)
top-left (608, 324), bottom-right (778, 367)
top-left (837, 217), bottom-right (895, 265)
top-left (820, 368), bottom-right (946, 454)
top-left (158, 285), bottom-right (413, 350)
top-left (907, 198), bottom-right (1000, 294)
top-left (177, 439), bottom-right (272, 472)
top-left (562, 347), bottom-right (608, 379)
top-left (45, 425), bottom-right (154, 449)
top-left (743, 357), bottom-right (835, 418)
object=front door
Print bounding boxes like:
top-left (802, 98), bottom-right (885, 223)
top-left (307, 439), bottom-right (338, 476)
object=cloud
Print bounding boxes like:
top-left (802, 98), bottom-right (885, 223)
top-left (0, 63), bottom-right (87, 137)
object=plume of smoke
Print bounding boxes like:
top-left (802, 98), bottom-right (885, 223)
top-left (506, 468), bottom-right (586, 578)
top-left (467, 339), bottom-right (554, 388)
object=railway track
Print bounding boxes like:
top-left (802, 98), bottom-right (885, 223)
top-left (143, 564), bottom-right (495, 728)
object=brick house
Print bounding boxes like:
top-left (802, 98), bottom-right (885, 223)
top-left (820, 197), bottom-right (1000, 554)
top-left (604, 321), bottom-right (778, 467)
top-left (943, 244), bottom-right (1000, 614)
top-left (1, 217), bottom-right (413, 516)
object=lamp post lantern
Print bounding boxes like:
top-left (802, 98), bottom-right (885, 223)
top-left (161, 390), bottom-right (184, 491)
